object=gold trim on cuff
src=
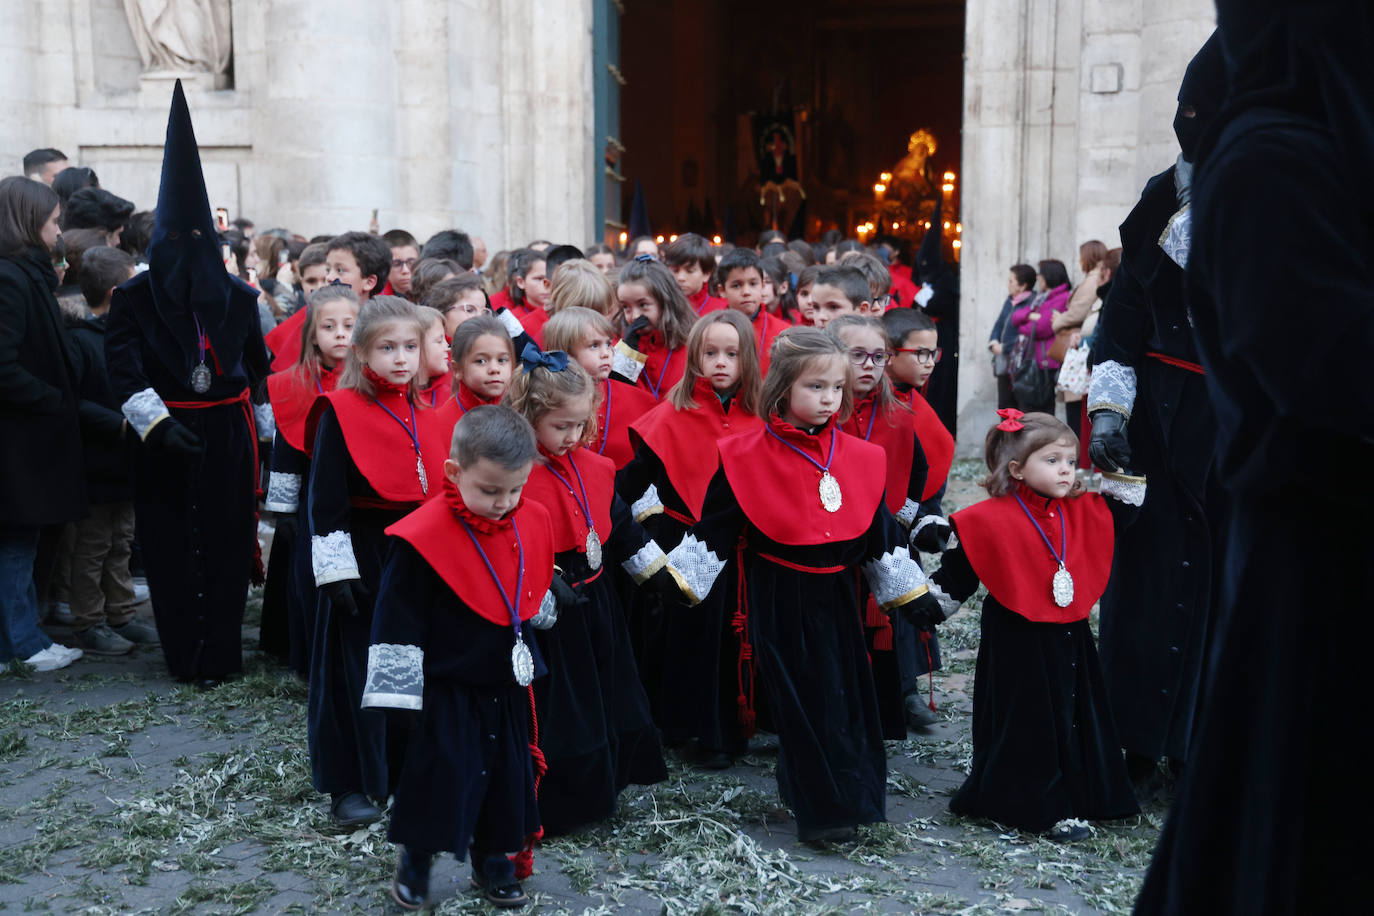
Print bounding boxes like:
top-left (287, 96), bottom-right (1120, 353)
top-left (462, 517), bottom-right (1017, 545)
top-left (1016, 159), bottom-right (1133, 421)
top-left (881, 583), bottom-right (930, 611)
top-left (630, 554), bottom-right (667, 584)
top-left (666, 565), bottom-right (700, 606)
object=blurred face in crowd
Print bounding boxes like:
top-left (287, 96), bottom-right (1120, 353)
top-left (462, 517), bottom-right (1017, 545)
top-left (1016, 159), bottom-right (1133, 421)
top-left (617, 281), bottom-right (661, 329)
top-left (589, 251), bottom-right (616, 275)
top-left (572, 331), bottom-right (614, 381)
top-left (441, 289), bottom-right (487, 338)
top-left (889, 328), bottom-right (939, 389)
top-left (471, 236), bottom-right (488, 270)
top-left (389, 245), bottom-right (419, 296)
top-left (808, 283), bottom-right (858, 330)
top-left (32, 159), bottom-right (67, 185)
top-left (699, 321), bottom-right (742, 394)
top-left (835, 325), bottom-right (887, 397)
top-left (422, 320), bottom-right (449, 379)
top-left (670, 261), bottom-right (706, 299)
top-left (313, 299), bottom-right (357, 368)
top-left (631, 238), bottom-right (658, 258)
top-left (534, 394), bottom-right (593, 458)
top-left (40, 205), bottom-right (61, 251)
top-left (517, 259), bottom-right (550, 310)
top-left (326, 248), bottom-right (377, 300)
top-left (300, 262), bottom-right (329, 297)
top-left (722, 267), bottom-right (763, 320)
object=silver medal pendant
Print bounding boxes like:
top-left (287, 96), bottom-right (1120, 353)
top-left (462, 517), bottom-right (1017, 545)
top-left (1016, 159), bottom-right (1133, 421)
top-left (585, 529), bottom-right (602, 570)
top-left (818, 471), bottom-right (843, 513)
top-left (511, 633), bottom-right (534, 686)
top-left (416, 455), bottom-right (429, 496)
top-left (190, 362), bottom-right (212, 394)
top-left (1052, 563), bottom-right (1075, 608)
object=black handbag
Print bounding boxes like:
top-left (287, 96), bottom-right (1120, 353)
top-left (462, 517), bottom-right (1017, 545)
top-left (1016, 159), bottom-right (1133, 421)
top-left (1011, 339), bottom-right (1056, 406)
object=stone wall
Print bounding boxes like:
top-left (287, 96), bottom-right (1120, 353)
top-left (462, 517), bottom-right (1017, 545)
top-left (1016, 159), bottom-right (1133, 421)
top-left (958, 0), bottom-right (1214, 449)
top-left (0, 0), bottom-right (597, 249)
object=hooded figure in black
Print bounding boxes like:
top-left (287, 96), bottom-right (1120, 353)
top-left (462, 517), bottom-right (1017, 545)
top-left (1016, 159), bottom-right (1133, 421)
top-left (1135, 4), bottom-right (1374, 913)
top-left (911, 204), bottom-right (958, 436)
top-left (1084, 33), bottom-right (1228, 792)
top-left (106, 81), bottom-right (270, 685)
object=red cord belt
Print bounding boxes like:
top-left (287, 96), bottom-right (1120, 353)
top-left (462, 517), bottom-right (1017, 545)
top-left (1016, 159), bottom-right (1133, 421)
top-left (1145, 351), bottom-right (1205, 375)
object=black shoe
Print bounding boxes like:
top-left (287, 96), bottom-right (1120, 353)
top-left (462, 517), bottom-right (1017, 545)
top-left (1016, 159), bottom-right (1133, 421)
top-left (390, 848), bottom-right (431, 911)
top-left (1044, 819), bottom-right (1091, 843)
top-left (471, 870), bottom-right (529, 908)
top-left (330, 791), bottom-right (382, 827)
top-left (904, 693), bottom-right (939, 731)
top-left (797, 824), bottom-right (858, 846)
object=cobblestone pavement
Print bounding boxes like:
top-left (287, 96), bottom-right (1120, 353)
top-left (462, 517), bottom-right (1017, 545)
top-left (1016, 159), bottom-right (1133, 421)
top-left (0, 466), bottom-right (1166, 914)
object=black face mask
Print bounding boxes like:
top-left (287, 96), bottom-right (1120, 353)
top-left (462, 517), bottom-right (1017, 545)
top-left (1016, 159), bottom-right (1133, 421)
top-left (1173, 32), bottom-right (1228, 162)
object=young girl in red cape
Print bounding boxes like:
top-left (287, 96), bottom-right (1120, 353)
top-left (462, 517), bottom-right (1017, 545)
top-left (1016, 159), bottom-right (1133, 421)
top-left (504, 350), bottom-right (675, 835)
top-left (610, 256), bottom-right (696, 400)
top-left (615, 310), bottom-right (763, 761)
top-left (304, 296), bottom-right (451, 829)
top-left (543, 306), bottom-right (657, 470)
top-left (907, 410), bottom-right (1140, 841)
top-left (432, 314), bottom-right (515, 432)
top-left (261, 284), bottom-right (359, 676)
top-left (828, 314), bottom-right (943, 737)
top-left (415, 305), bottom-right (452, 407)
top-left (665, 327), bottom-right (931, 843)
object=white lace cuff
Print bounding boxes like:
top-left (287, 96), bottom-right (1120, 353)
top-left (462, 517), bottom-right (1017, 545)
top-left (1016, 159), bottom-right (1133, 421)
top-left (1087, 360), bottom-right (1136, 419)
top-left (495, 308), bottom-right (526, 340)
top-left (665, 534), bottom-right (726, 605)
top-left (862, 546), bottom-right (929, 610)
top-left (894, 498), bottom-right (920, 528)
top-left (630, 484), bottom-right (664, 522)
top-left (914, 514), bottom-right (948, 536)
top-left (361, 643), bottom-right (424, 709)
top-left (621, 541), bottom-right (667, 583)
top-left (264, 472), bottom-right (301, 513)
top-left (928, 580), bottom-right (962, 620)
top-left (612, 340), bottom-right (647, 382)
top-left (1099, 471), bottom-right (1147, 507)
top-left (122, 387), bottom-right (170, 440)
top-left (254, 401), bottom-right (276, 441)
top-left (530, 589), bottom-right (558, 629)
top-left (312, 530), bottom-right (360, 585)
top-left (1159, 204), bottom-right (1191, 270)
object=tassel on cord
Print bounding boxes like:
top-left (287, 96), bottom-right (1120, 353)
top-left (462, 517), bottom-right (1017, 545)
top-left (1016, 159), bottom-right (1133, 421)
top-left (919, 629), bottom-right (937, 712)
top-left (732, 536), bottom-right (757, 737)
top-left (864, 595), bottom-right (894, 651)
top-left (510, 683), bottom-right (546, 880)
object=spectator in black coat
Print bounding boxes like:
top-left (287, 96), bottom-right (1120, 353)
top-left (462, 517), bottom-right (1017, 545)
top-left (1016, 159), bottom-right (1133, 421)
top-left (0, 175), bottom-right (86, 672)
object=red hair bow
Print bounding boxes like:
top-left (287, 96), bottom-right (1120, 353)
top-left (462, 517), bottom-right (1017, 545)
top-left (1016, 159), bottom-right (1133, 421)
top-left (995, 408), bottom-right (1025, 432)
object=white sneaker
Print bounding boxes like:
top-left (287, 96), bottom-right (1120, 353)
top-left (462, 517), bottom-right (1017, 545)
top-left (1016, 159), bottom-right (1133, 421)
top-left (48, 601), bottom-right (75, 625)
top-left (132, 582), bottom-right (151, 604)
top-left (20, 643), bottom-right (84, 672)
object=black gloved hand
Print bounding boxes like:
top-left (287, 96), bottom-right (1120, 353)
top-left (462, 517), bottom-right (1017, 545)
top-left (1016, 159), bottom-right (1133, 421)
top-left (1088, 410), bottom-right (1132, 473)
top-left (643, 566), bottom-right (683, 604)
top-left (549, 573), bottom-right (587, 614)
top-left (623, 316), bottom-right (653, 351)
top-left (910, 516), bottom-right (952, 554)
top-left (901, 591), bottom-right (946, 630)
top-left (323, 580), bottom-right (366, 617)
top-left (147, 419), bottom-right (202, 458)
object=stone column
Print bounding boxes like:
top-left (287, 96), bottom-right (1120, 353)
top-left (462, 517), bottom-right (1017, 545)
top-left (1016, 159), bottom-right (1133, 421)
top-left (0, 7), bottom-right (43, 175)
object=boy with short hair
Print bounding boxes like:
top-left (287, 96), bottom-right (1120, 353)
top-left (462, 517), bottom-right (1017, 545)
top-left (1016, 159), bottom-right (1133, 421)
top-left (716, 247), bottom-right (789, 372)
top-left (882, 308), bottom-right (953, 530)
top-left (382, 229), bottom-right (421, 300)
top-left (325, 230), bottom-right (392, 303)
top-left (663, 232), bottom-right (725, 315)
top-left (808, 264), bottom-right (870, 329)
top-left (843, 252), bottom-right (894, 314)
top-left (364, 406), bottom-right (566, 910)
top-left (297, 243), bottom-right (330, 299)
top-left (67, 246), bottom-right (161, 655)
top-left (264, 242), bottom-right (332, 371)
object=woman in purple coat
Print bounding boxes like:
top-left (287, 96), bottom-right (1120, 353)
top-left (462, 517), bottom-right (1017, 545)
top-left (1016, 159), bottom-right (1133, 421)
top-left (1010, 259), bottom-right (1071, 415)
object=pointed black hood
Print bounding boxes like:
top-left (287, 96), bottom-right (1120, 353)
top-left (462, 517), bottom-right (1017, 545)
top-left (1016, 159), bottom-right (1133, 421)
top-left (146, 80), bottom-right (236, 333)
top-left (1173, 31), bottom-right (1228, 162)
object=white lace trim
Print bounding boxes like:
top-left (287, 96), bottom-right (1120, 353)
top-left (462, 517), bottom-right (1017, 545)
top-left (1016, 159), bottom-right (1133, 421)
top-left (264, 472), bottom-right (301, 513)
top-left (622, 541), bottom-right (667, 582)
top-left (122, 387), bottom-right (170, 440)
top-left (361, 643), bottom-right (424, 710)
top-left (863, 545), bottom-right (929, 610)
top-left (1159, 204), bottom-right (1191, 270)
top-left (312, 530), bottom-right (360, 585)
top-left (1099, 474), bottom-right (1147, 507)
top-left (530, 589), bottom-right (558, 629)
top-left (612, 340), bottom-right (647, 382)
top-left (914, 514), bottom-right (947, 535)
top-left (253, 401), bottom-right (276, 441)
top-left (894, 498), bottom-right (920, 528)
top-left (929, 580), bottom-right (962, 620)
top-left (1086, 360), bottom-right (1136, 419)
top-left (665, 534), bottom-right (726, 605)
top-left (946, 532), bottom-right (959, 552)
top-left (631, 484), bottom-right (664, 522)
top-left (495, 308), bottom-right (525, 339)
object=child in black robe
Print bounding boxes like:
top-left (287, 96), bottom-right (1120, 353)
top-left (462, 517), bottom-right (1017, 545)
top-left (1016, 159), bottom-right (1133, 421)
top-left (666, 328), bottom-right (930, 843)
top-left (364, 405), bottom-right (562, 910)
top-left (908, 410), bottom-right (1139, 840)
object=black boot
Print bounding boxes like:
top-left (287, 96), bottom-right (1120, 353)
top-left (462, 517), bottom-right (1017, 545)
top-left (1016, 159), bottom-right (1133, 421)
top-left (330, 791), bottom-right (382, 827)
top-left (391, 847), bottom-right (431, 911)
top-left (903, 692), bottom-right (938, 731)
top-left (472, 852), bottom-right (528, 908)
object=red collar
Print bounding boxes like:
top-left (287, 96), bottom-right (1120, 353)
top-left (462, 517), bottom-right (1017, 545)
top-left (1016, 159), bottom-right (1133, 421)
top-left (306, 387), bottom-right (450, 502)
top-left (387, 486), bottom-right (554, 627)
top-left (629, 381), bottom-right (761, 519)
top-left (952, 490), bottom-right (1115, 623)
top-left (718, 417), bottom-right (886, 545)
top-left (265, 307), bottom-right (308, 372)
top-left (841, 392), bottom-right (917, 514)
top-left (635, 334), bottom-right (688, 400)
top-left (592, 377), bottom-right (657, 468)
top-left (522, 447), bottom-right (615, 554)
top-left (420, 373), bottom-right (451, 408)
top-left (903, 386), bottom-right (954, 499)
top-left (267, 362), bottom-right (338, 452)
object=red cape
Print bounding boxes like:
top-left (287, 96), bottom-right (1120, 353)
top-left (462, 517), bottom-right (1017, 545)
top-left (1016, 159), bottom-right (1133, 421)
top-left (841, 393), bottom-right (916, 516)
top-left (266, 363), bottom-right (337, 452)
top-left (592, 377), bottom-right (658, 469)
top-left (265, 307), bottom-right (308, 372)
top-left (430, 381), bottom-right (499, 448)
top-left (629, 377), bottom-right (762, 519)
top-left (718, 418), bottom-right (886, 546)
top-left (489, 288), bottom-right (513, 313)
top-left (889, 272), bottom-right (919, 309)
top-left (688, 287), bottom-right (727, 316)
top-left (906, 388), bottom-right (954, 500)
top-left (306, 387), bottom-right (450, 502)
top-left (952, 487), bottom-right (1114, 624)
top-left (420, 374), bottom-right (452, 409)
top-left (748, 307), bottom-right (789, 375)
top-left (522, 448), bottom-right (615, 556)
top-left (519, 308), bottom-right (550, 348)
top-left (387, 496), bottom-right (554, 626)
top-left (635, 331), bottom-right (688, 400)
